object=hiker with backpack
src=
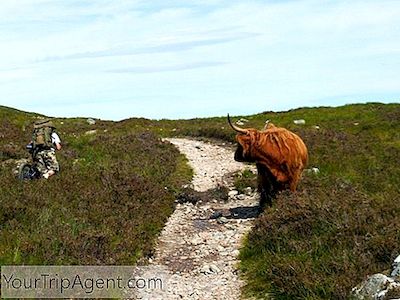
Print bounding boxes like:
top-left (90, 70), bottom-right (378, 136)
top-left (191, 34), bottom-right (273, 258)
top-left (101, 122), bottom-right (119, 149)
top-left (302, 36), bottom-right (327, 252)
top-left (31, 119), bottom-right (62, 179)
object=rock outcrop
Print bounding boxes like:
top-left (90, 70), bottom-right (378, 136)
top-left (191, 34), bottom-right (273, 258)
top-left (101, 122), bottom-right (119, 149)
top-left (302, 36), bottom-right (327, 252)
top-left (352, 255), bottom-right (400, 300)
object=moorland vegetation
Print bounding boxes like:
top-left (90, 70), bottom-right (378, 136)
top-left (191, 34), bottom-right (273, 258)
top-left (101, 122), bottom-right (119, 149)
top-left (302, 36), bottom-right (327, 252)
top-left (1, 102), bottom-right (399, 298)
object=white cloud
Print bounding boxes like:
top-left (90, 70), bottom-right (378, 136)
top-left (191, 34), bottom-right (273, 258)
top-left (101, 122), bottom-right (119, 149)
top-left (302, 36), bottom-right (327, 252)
top-left (0, 0), bottom-right (399, 119)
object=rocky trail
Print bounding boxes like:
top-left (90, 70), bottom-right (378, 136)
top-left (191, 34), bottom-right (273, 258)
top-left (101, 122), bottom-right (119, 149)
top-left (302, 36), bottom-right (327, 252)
top-left (133, 138), bottom-right (259, 300)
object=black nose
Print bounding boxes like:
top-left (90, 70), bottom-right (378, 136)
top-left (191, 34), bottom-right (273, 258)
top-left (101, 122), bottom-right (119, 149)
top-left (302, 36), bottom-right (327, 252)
top-left (234, 145), bottom-right (246, 162)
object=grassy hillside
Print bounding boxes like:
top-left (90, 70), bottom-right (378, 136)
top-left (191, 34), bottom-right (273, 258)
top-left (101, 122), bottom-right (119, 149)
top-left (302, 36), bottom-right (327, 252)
top-left (0, 107), bottom-right (192, 264)
top-left (1, 102), bottom-right (399, 298)
top-left (160, 102), bottom-right (399, 299)
top-left (238, 104), bottom-right (400, 299)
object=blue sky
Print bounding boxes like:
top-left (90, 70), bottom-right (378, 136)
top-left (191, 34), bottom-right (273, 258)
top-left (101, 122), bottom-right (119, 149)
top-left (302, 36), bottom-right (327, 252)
top-left (0, 0), bottom-right (399, 120)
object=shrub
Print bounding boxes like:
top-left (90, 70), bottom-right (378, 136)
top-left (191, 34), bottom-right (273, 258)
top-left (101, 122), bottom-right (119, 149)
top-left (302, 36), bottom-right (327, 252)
top-left (0, 110), bottom-right (192, 265)
top-left (237, 103), bottom-right (400, 299)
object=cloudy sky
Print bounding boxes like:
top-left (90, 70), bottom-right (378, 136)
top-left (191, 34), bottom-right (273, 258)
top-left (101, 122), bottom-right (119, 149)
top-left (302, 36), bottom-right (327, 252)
top-left (0, 0), bottom-right (399, 120)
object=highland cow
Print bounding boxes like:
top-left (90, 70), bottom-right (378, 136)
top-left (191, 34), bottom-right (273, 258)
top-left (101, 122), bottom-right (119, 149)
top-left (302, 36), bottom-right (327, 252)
top-left (228, 114), bottom-right (308, 209)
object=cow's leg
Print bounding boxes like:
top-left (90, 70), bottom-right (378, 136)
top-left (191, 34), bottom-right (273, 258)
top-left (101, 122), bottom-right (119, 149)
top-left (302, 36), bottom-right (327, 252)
top-left (289, 180), bottom-right (298, 192)
top-left (257, 164), bottom-right (273, 210)
top-left (289, 171), bottom-right (301, 192)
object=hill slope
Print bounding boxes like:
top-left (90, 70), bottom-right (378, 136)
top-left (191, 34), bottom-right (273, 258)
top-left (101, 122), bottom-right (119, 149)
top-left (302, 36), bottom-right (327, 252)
top-left (1, 102), bottom-right (399, 298)
top-left (0, 107), bottom-right (192, 264)
top-left (236, 104), bottom-right (400, 299)
top-left (159, 102), bottom-right (400, 299)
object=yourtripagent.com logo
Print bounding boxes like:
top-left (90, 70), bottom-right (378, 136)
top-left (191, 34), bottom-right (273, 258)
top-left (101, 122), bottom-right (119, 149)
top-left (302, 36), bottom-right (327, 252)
top-left (1, 266), bottom-right (166, 298)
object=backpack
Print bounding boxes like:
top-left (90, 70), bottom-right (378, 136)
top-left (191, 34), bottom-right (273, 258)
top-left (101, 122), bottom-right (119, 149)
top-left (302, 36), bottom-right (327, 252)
top-left (32, 119), bottom-right (55, 149)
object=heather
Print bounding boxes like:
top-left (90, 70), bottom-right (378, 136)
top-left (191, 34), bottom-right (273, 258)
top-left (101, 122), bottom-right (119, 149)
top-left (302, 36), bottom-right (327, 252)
top-left (1, 102), bottom-right (399, 299)
top-left (217, 103), bottom-right (399, 299)
top-left (0, 108), bottom-right (192, 265)
top-left (154, 102), bottom-right (400, 298)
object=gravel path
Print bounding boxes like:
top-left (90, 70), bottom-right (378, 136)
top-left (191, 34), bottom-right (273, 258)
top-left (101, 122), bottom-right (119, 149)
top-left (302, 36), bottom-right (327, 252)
top-left (133, 138), bottom-right (259, 300)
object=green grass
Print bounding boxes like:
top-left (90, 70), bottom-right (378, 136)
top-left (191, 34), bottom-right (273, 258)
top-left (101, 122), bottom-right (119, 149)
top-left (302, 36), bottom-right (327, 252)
top-left (1, 102), bottom-right (399, 299)
top-left (233, 169), bottom-right (258, 194)
top-left (229, 103), bottom-right (399, 299)
top-left (0, 107), bottom-right (192, 265)
top-left (148, 102), bottom-right (400, 299)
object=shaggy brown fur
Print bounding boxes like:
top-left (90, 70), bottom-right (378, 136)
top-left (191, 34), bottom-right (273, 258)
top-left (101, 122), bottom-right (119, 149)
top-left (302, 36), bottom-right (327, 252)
top-left (228, 116), bottom-right (308, 208)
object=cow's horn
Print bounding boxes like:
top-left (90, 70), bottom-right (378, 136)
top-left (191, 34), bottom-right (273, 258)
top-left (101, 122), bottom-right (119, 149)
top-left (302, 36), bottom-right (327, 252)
top-left (227, 114), bottom-right (248, 134)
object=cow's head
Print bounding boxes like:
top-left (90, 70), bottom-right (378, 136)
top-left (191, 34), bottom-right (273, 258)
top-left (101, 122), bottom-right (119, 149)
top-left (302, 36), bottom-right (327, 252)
top-left (228, 114), bottom-right (257, 163)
